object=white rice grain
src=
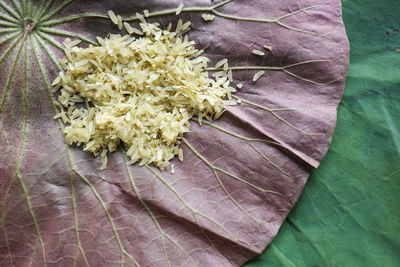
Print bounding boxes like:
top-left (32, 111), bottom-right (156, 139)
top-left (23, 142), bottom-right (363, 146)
top-left (252, 49), bottom-right (265, 56)
top-left (100, 149), bottom-right (108, 170)
top-left (223, 100), bottom-right (237, 106)
top-left (52, 75), bottom-right (61, 86)
top-left (117, 15), bottom-right (123, 30)
top-left (124, 22), bottom-right (134, 34)
top-left (176, 3), bottom-right (184, 15)
top-left (253, 71), bottom-right (265, 82)
top-left (263, 45), bottom-right (272, 51)
top-left (215, 58), bottom-right (228, 68)
top-left (201, 13), bottom-right (215, 22)
top-left (178, 148), bottom-right (183, 162)
top-left (54, 23), bottom-right (235, 170)
top-left (136, 12), bottom-right (146, 24)
top-left (131, 27), bottom-right (143, 35)
top-left (108, 10), bottom-right (118, 24)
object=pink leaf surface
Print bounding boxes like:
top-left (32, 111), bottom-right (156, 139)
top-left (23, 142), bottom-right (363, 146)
top-left (0, 0), bottom-right (349, 266)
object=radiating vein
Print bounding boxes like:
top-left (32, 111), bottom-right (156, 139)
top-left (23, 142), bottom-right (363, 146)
top-left (39, 0), bottom-right (73, 22)
top-left (34, 33), bottom-right (62, 70)
top-left (0, 31), bottom-right (20, 48)
top-left (0, 20), bottom-right (17, 27)
top-left (70, 173), bottom-right (90, 267)
top-left (145, 165), bottom-right (241, 243)
top-left (0, 1), bottom-right (20, 21)
top-left (28, 240), bottom-right (40, 267)
top-left (36, 31), bottom-right (64, 51)
top-left (31, 34), bottom-right (140, 267)
top-left (17, 173), bottom-right (47, 267)
top-left (20, 0), bottom-right (32, 17)
top-left (192, 119), bottom-right (294, 179)
top-left (123, 0), bottom-right (231, 22)
top-left (39, 13), bottom-right (108, 27)
top-left (9, 0), bottom-right (22, 17)
top-left (36, 0), bottom-right (55, 20)
top-left (232, 95), bottom-right (319, 135)
top-left (206, 59), bottom-right (335, 86)
top-left (73, 169), bottom-right (140, 267)
top-left (123, 155), bottom-right (172, 267)
top-left (192, 118), bottom-right (278, 144)
top-left (39, 27), bottom-right (97, 45)
top-left (0, 28), bottom-right (19, 34)
top-left (182, 138), bottom-right (281, 208)
top-left (0, 39), bottom-right (30, 266)
top-left (0, 13), bottom-right (18, 23)
top-left (0, 34), bottom-right (24, 119)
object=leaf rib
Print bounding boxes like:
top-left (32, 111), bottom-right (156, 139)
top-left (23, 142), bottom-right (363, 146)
top-left (0, 28), bottom-right (19, 34)
top-left (39, 13), bottom-right (108, 27)
top-left (39, 27), bottom-right (97, 45)
top-left (145, 165), bottom-right (241, 245)
top-left (0, 20), bottom-right (17, 27)
top-left (0, 13), bottom-right (18, 23)
top-left (0, 31), bottom-right (19, 49)
top-left (182, 138), bottom-right (282, 209)
top-left (34, 33), bottom-right (62, 70)
top-left (0, 38), bottom-right (30, 266)
top-left (36, 30), bottom-right (64, 51)
top-left (232, 95), bottom-right (320, 135)
top-left (123, 155), bottom-right (172, 267)
top-left (73, 165), bottom-right (139, 266)
top-left (207, 59), bottom-right (336, 85)
top-left (31, 35), bottom-right (140, 267)
top-left (9, 0), bottom-right (22, 17)
top-left (0, 34), bottom-right (24, 119)
top-left (17, 170), bottom-right (47, 266)
top-left (36, 0), bottom-right (55, 20)
top-left (39, 0), bottom-right (72, 22)
top-left (70, 173), bottom-right (90, 267)
top-left (192, 119), bottom-right (294, 179)
top-left (0, 1), bottom-right (20, 21)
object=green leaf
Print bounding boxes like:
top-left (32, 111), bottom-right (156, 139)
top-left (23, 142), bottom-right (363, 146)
top-left (245, 0), bottom-right (400, 265)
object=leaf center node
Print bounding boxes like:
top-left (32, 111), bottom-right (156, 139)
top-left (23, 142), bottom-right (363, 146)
top-left (23, 19), bottom-right (36, 32)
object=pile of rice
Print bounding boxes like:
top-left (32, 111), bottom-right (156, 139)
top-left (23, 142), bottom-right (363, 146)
top-left (53, 14), bottom-right (235, 170)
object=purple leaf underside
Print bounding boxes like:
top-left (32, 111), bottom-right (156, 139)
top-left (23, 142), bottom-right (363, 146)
top-left (0, 0), bottom-right (349, 266)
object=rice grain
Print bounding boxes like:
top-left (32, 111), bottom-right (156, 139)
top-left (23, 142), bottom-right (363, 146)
top-left (176, 3), bottom-right (184, 15)
top-left (253, 71), bottom-right (265, 82)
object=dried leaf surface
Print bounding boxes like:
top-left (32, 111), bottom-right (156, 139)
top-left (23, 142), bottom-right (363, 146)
top-left (0, 0), bottom-right (349, 266)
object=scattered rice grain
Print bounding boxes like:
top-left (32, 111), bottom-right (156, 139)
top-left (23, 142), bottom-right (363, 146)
top-left (223, 100), bottom-right (237, 106)
top-left (215, 58), bottom-right (228, 68)
top-left (136, 12), bottom-right (146, 24)
top-left (108, 10), bottom-right (118, 24)
top-left (263, 45), bottom-right (272, 51)
top-left (117, 15), bottom-right (123, 30)
top-left (124, 22), bottom-right (134, 34)
top-left (253, 71), bottom-right (265, 82)
top-left (176, 3), bottom-right (184, 15)
top-left (201, 13), bottom-right (215, 22)
top-left (178, 148), bottom-right (183, 162)
top-left (52, 75), bottom-right (61, 86)
top-left (131, 27), bottom-right (143, 35)
top-left (100, 149), bottom-right (108, 170)
top-left (252, 49), bottom-right (265, 56)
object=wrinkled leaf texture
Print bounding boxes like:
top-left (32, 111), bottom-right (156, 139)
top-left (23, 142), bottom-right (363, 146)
top-left (0, 0), bottom-right (349, 266)
top-left (247, 0), bottom-right (400, 265)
